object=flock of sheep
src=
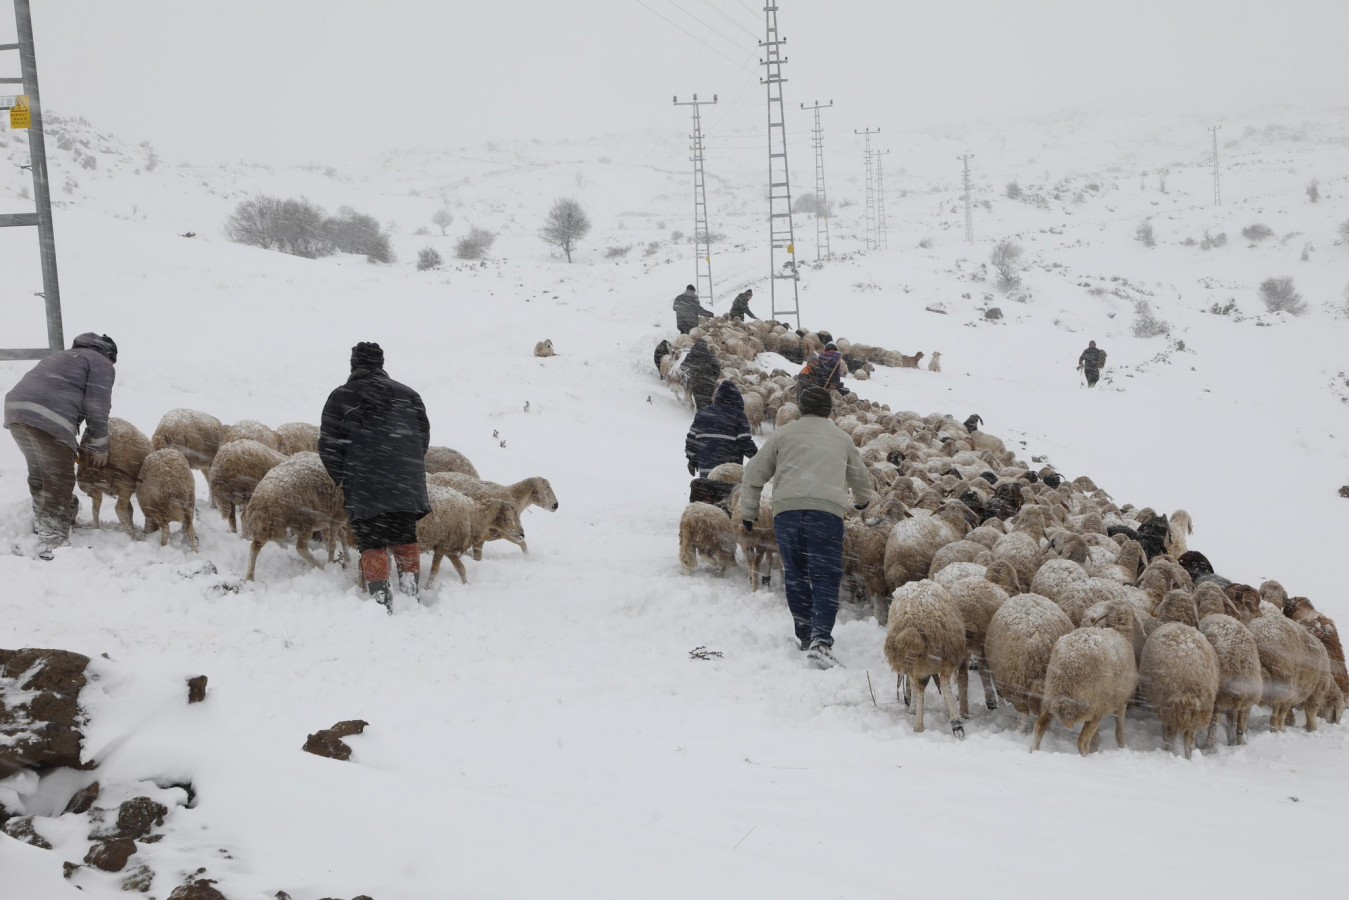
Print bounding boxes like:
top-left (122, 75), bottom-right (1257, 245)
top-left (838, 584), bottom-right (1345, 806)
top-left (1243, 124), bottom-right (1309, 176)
top-left (671, 315), bottom-right (1346, 756)
top-left (74, 410), bottom-right (558, 589)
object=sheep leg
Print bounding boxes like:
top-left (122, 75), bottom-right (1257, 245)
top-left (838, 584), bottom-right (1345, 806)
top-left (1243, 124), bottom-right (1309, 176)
top-left (88, 490), bottom-right (102, 528)
top-left (941, 663), bottom-right (965, 738)
top-left (1115, 705), bottom-right (1129, 749)
top-left (246, 540), bottom-right (263, 581)
top-left (977, 656), bottom-right (998, 710)
top-left (1030, 712), bottom-right (1052, 751)
top-left (114, 492), bottom-right (135, 534)
top-left (1234, 706), bottom-right (1250, 745)
top-left (1302, 702), bottom-right (1318, 733)
top-left (471, 541), bottom-right (484, 562)
top-left (294, 533), bottom-right (322, 568)
top-left (425, 550), bottom-right (443, 589)
top-left (1269, 705), bottom-right (1287, 732)
top-left (449, 552), bottom-right (468, 585)
top-left (183, 508), bottom-right (198, 552)
top-left (912, 673), bottom-right (926, 733)
top-left (159, 520), bottom-right (170, 547)
top-left (957, 659), bottom-right (971, 719)
top-left (1182, 729), bottom-right (1196, 760)
top-left (1076, 717), bottom-right (1104, 756)
top-left (1203, 710), bottom-right (1219, 750)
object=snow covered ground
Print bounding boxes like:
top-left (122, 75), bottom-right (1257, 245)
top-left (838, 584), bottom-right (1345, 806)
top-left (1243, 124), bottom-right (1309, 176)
top-left (1, 106), bottom-right (1347, 898)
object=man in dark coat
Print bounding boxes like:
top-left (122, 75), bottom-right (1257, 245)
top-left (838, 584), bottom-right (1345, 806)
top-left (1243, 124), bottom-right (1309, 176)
top-left (728, 289), bottom-right (757, 321)
top-left (320, 342), bottom-right (431, 612)
top-left (796, 342), bottom-right (849, 401)
top-left (672, 284), bottom-right (714, 334)
top-left (3, 332), bottom-right (117, 559)
top-left (684, 381), bottom-right (758, 476)
top-left (1077, 340), bottom-right (1106, 388)
top-left (679, 339), bottom-right (721, 411)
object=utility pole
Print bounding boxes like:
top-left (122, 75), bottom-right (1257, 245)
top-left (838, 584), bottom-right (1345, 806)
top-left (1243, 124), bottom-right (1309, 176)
top-left (674, 93), bottom-right (718, 306)
top-left (761, 4), bottom-right (800, 329)
top-left (0, 0), bottom-right (64, 360)
top-left (801, 99), bottom-right (833, 260)
top-left (855, 127), bottom-right (879, 250)
top-left (875, 148), bottom-right (891, 250)
top-left (958, 153), bottom-right (975, 243)
top-left (1208, 124), bottom-right (1222, 206)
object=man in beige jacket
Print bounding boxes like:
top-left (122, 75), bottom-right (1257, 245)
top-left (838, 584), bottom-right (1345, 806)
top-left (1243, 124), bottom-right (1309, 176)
top-left (741, 386), bottom-right (873, 668)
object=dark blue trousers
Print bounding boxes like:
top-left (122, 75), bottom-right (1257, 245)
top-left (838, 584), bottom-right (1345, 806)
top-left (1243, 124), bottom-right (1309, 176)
top-left (773, 509), bottom-right (845, 648)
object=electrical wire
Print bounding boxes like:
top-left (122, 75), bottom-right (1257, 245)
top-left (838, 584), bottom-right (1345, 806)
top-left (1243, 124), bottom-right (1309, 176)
top-left (694, 0), bottom-right (762, 40)
top-left (662, 0), bottom-right (754, 51)
top-left (631, 0), bottom-right (759, 75)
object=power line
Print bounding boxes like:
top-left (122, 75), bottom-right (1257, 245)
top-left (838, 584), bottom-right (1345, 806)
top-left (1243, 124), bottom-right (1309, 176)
top-left (662, 0), bottom-right (756, 52)
top-left (694, 0), bottom-right (762, 40)
top-left (631, 0), bottom-right (759, 74)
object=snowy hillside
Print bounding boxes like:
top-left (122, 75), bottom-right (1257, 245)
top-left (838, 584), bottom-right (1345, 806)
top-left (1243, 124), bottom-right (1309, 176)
top-left (1, 105), bottom-right (1347, 898)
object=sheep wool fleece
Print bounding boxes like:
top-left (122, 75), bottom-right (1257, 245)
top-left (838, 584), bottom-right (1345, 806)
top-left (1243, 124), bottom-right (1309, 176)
top-left (740, 415), bottom-right (873, 522)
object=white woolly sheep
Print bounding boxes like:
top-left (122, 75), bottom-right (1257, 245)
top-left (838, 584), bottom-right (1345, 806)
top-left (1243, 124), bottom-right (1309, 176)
top-left (151, 408), bottom-right (225, 472)
top-left (534, 339), bottom-right (556, 357)
top-left (1032, 624), bottom-right (1139, 756)
top-left (417, 483), bottom-right (525, 587)
top-left (678, 502), bottom-right (738, 576)
top-left (1196, 585), bottom-right (1263, 747)
top-left (426, 472), bottom-right (557, 558)
top-left (774, 401), bottom-right (801, 429)
top-left (946, 575), bottom-right (1009, 716)
top-left (1028, 557), bottom-right (1090, 609)
top-left (424, 446), bottom-right (480, 478)
top-left (884, 580), bottom-right (968, 737)
top-left (1249, 614), bottom-right (1331, 732)
top-left (221, 419), bottom-right (282, 452)
top-left (242, 452), bottom-right (347, 581)
top-left (1139, 622), bottom-right (1220, 758)
top-left (927, 540), bottom-right (992, 580)
top-left (984, 593), bottom-right (1075, 725)
top-left (707, 463), bottom-right (744, 484)
top-left (207, 439), bottom-right (286, 533)
top-left (882, 501), bottom-right (972, 589)
top-left (742, 392), bottom-right (766, 434)
top-left (1165, 509), bottom-right (1193, 558)
top-left (77, 416), bottom-right (151, 533)
top-left (274, 422), bottom-right (320, 455)
top-left (135, 448), bottom-right (198, 551)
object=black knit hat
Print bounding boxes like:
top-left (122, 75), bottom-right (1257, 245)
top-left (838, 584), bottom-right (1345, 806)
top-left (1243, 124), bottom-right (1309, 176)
top-left (351, 341), bottom-right (384, 369)
top-left (800, 386), bottom-right (832, 418)
top-left (686, 284), bottom-right (696, 292)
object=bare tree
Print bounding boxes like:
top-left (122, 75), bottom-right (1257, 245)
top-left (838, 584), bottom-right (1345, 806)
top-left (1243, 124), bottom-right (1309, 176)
top-left (432, 208), bottom-right (454, 235)
top-left (1259, 277), bottom-right (1306, 315)
top-left (540, 197), bottom-right (591, 262)
top-left (1306, 179), bottom-right (1320, 203)
top-left (990, 240), bottom-right (1023, 291)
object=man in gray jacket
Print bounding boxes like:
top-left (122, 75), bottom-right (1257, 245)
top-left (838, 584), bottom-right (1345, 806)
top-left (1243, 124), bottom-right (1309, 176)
top-left (741, 386), bottom-right (873, 668)
top-left (672, 284), bottom-right (714, 334)
top-left (4, 332), bottom-right (117, 559)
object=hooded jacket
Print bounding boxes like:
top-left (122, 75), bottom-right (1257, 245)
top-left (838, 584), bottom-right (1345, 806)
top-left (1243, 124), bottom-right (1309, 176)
top-left (1079, 345), bottom-right (1106, 371)
top-left (3, 332), bottom-right (116, 451)
top-left (741, 413), bottom-right (873, 522)
top-left (319, 364), bottom-right (431, 521)
top-left (672, 288), bottom-right (714, 332)
top-left (685, 381), bottom-right (758, 472)
top-left (729, 291), bottom-right (757, 320)
top-left (679, 339), bottom-right (721, 409)
top-left (797, 349), bottom-right (847, 395)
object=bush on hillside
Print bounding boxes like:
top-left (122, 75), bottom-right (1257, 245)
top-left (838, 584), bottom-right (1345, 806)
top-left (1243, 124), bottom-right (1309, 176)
top-left (324, 207), bottom-right (394, 262)
top-left (1131, 300), bottom-right (1170, 337)
top-left (792, 192), bottom-right (834, 216)
top-left (1005, 181), bottom-right (1022, 199)
top-left (990, 240), bottom-right (1022, 291)
top-left (1136, 220), bottom-right (1155, 247)
top-left (1258, 276), bottom-right (1306, 315)
top-left (1200, 231), bottom-right (1227, 250)
top-left (1241, 223), bottom-right (1274, 242)
top-left (1306, 179), bottom-right (1320, 203)
top-left (416, 247), bottom-right (443, 271)
top-left (604, 245), bottom-right (632, 259)
top-left (432, 208), bottom-right (454, 235)
top-left (225, 195), bottom-right (334, 259)
top-left (455, 226), bottom-right (496, 260)
top-left (1339, 219), bottom-right (1349, 244)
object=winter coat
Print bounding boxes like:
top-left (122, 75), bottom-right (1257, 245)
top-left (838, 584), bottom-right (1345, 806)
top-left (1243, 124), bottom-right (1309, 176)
top-left (3, 332), bottom-right (116, 452)
top-left (741, 414), bottom-right (873, 522)
top-left (673, 288), bottom-right (714, 333)
top-left (319, 365), bottom-right (432, 522)
top-left (1078, 346), bottom-right (1106, 371)
top-left (729, 291), bottom-right (757, 321)
top-left (685, 381), bottom-right (758, 472)
top-left (679, 340), bottom-right (721, 410)
top-left (796, 349), bottom-right (847, 397)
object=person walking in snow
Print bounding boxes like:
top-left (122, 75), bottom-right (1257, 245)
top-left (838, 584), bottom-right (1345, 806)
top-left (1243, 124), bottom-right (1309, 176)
top-left (679, 338), bottom-right (721, 411)
top-left (320, 342), bottom-right (431, 613)
top-left (684, 381), bottom-right (758, 477)
top-left (1077, 340), bottom-right (1107, 388)
top-left (728, 288), bottom-right (757, 322)
top-left (3, 332), bottom-right (118, 559)
top-left (795, 342), bottom-right (850, 401)
top-left (672, 283), bottom-right (714, 334)
top-left (741, 386), bottom-right (873, 669)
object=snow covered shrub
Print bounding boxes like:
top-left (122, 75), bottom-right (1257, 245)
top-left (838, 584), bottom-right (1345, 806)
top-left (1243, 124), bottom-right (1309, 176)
top-left (432, 208), bottom-right (454, 235)
top-left (1005, 181), bottom-right (1022, 199)
top-left (1136, 220), bottom-right (1156, 247)
top-left (225, 195), bottom-right (334, 259)
top-left (140, 140), bottom-right (160, 172)
top-left (1258, 277), bottom-right (1306, 315)
top-left (1307, 179), bottom-right (1320, 203)
top-left (1200, 231), bottom-right (1227, 250)
top-left (792, 192), bottom-right (834, 215)
top-left (1339, 219), bottom-right (1349, 244)
top-left (990, 241), bottom-right (1022, 291)
top-left (325, 207), bottom-right (395, 263)
top-left (1132, 300), bottom-right (1170, 337)
top-left (670, 230), bottom-right (684, 243)
top-left (1241, 223), bottom-right (1274, 242)
top-left (365, 233), bottom-right (395, 264)
top-left (416, 247), bottom-right (442, 271)
top-left (604, 245), bottom-right (632, 259)
top-left (455, 227), bottom-right (495, 260)
top-left (643, 241), bottom-right (661, 257)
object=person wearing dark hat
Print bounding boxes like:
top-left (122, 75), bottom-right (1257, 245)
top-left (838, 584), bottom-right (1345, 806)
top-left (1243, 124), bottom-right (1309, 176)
top-left (728, 288), bottom-right (757, 322)
top-left (740, 385), bottom-right (873, 669)
top-left (4, 332), bottom-right (118, 559)
top-left (672, 283), bottom-right (714, 334)
top-left (678, 338), bottom-right (722, 411)
top-left (684, 380), bottom-right (758, 477)
top-left (319, 342), bottom-right (431, 613)
top-left (1077, 340), bottom-right (1106, 388)
top-left (796, 341), bottom-right (849, 400)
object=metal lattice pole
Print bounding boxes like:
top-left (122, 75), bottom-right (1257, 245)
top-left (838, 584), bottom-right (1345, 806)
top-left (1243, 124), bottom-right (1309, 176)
top-left (0, 0), bottom-right (64, 360)
top-left (875, 148), bottom-right (890, 250)
top-left (674, 93), bottom-right (718, 306)
top-left (855, 127), bottom-right (879, 250)
top-left (1208, 124), bottom-right (1222, 206)
top-left (958, 153), bottom-right (975, 243)
top-left (761, 5), bottom-right (800, 328)
top-left (802, 99), bottom-right (832, 261)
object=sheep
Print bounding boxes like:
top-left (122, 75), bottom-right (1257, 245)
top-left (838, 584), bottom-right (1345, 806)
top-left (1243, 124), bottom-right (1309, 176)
top-left (424, 446), bottom-right (480, 478)
top-left (1165, 509), bottom-right (1193, 558)
top-left (533, 339), bottom-right (556, 357)
top-left (242, 452), bottom-right (347, 581)
top-left (842, 496), bottom-right (909, 623)
top-left (1032, 623), bottom-right (1139, 756)
top-left (883, 580), bottom-right (968, 737)
top-left (1282, 595), bottom-right (1348, 699)
top-left (151, 408), bottom-right (225, 472)
top-left (707, 463), bottom-right (744, 484)
top-left (1153, 588), bottom-right (1199, 628)
top-left (221, 419), bottom-right (282, 452)
top-left (1139, 622), bottom-right (1220, 758)
top-left (417, 484), bottom-right (525, 587)
top-left (1028, 556), bottom-right (1090, 609)
top-left (927, 351), bottom-right (942, 373)
top-left (274, 422), bottom-right (320, 455)
top-left (729, 483), bottom-right (777, 590)
top-left (76, 416), bottom-right (151, 533)
top-left (742, 392), bottom-right (766, 434)
top-left (1248, 613), bottom-right (1330, 732)
top-left (984, 593), bottom-right (1075, 726)
top-left (1091, 538), bottom-right (1146, 584)
top-left (426, 472), bottom-right (557, 557)
top-left (983, 558), bottom-right (1023, 595)
top-left (1309, 671), bottom-right (1345, 725)
top-left (207, 439), bottom-right (286, 533)
top-left (678, 502), bottom-right (738, 575)
top-left (1196, 585), bottom-right (1263, 747)
top-left (882, 501), bottom-right (972, 589)
top-left (927, 539), bottom-right (992, 580)
top-left (135, 448), bottom-right (198, 552)
top-left (775, 401), bottom-right (800, 429)
top-left (1137, 557), bottom-right (1193, 609)
top-left (946, 575), bottom-right (1009, 716)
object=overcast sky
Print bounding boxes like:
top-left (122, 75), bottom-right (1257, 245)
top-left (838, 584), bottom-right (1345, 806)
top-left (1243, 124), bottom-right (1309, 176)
top-left (6, 0), bottom-right (1347, 165)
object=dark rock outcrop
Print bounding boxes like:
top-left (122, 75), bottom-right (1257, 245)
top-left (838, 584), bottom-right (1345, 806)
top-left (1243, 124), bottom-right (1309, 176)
top-left (64, 780), bottom-right (101, 815)
top-left (85, 837), bottom-right (137, 872)
top-left (2, 815), bottom-right (52, 849)
top-left (168, 879), bottom-right (228, 900)
top-left (116, 796), bottom-right (168, 839)
top-left (0, 648), bottom-right (92, 776)
top-left (302, 720), bottom-right (368, 761)
top-left (188, 675), bottom-right (209, 703)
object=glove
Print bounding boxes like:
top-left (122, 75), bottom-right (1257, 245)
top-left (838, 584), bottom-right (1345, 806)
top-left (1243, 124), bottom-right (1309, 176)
top-left (687, 460), bottom-right (697, 476)
top-left (742, 519), bottom-right (755, 533)
top-left (86, 450), bottom-right (109, 468)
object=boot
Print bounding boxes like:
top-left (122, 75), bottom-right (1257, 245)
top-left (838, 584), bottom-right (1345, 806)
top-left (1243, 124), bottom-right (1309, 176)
top-left (367, 579), bottom-right (394, 614)
top-left (360, 549), bottom-right (394, 614)
top-left (392, 543), bottom-right (421, 599)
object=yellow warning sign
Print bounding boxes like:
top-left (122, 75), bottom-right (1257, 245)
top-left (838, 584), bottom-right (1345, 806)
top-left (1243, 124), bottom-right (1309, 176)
top-left (10, 95), bottom-right (30, 130)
